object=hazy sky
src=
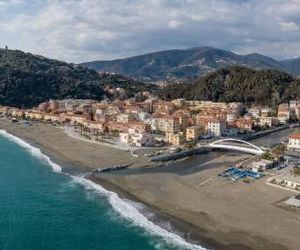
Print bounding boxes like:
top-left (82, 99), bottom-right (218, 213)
top-left (1, 0), bottom-right (300, 63)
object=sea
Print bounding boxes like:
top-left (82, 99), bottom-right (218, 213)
top-left (0, 130), bottom-right (206, 250)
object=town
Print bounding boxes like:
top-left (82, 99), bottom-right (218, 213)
top-left (0, 95), bottom-right (300, 149)
top-left (0, 96), bottom-right (300, 146)
top-left (1, 96), bottom-right (300, 202)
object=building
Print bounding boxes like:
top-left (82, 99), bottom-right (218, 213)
top-left (226, 112), bottom-right (238, 123)
top-left (119, 129), bottom-right (156, 147)
top-left (251, 159), bottom-right (274, 172)
top-left (235, 118), bottom-right (253, 132)
top-left (289, 100), bottom-right (299, 111)
top-left (127, 121), bottom-right (151, 134)
top-left (166, 132), bottom-right (186, 146)
top-left (84, 121), bottom-right (106, 133)
top-left (25, 111), bottom-right (44, 120)
top-left (260, 107), bottom-right (273, 117)
top-left (150, 115), bottom-right (180, 135)
top-left (207, 119), bottom-right (226, 137)
top-left (172, 98), bottom-right (186, 108)
top-left (153, 101), bottom-right (176, 115)
top-left (43, 113), bottom-right (60, 122)
top-left (38, 101), bottom-right (49, 111)
top-left (277, 103), bottom-right (290, 124)
top-left (0, 106), bottom-right (9, 116)
top-left (186, 126), bottom-right (204, 141)
top-left (258, 116), bottom-right (278, 127)
top-left (116, 113), bottom-right (136, 123)
top-left (269, 173), bottom-right (300, 192)
top-left (248, 107), bottom-right (260, 118)
top-left (48, 99), bottom-right (60, 111)
top-left (287, 133), bottom-right (300, 151)
top-left (107, 122), bottom-right (129, 134)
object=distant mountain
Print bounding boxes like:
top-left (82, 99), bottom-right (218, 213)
top-left (0, 49), bottom-right (154, 108)
top-left (81, 47), bottom-right (300, 81)
top-left (158, 66), bottom-right (300, 106)
top-left (281, 58), bottom-right (300, 75)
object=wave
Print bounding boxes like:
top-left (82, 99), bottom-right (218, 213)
top-left (0, 129), bottom-right (62, 173)
top-left (0, 129), bottom-right (207, 250)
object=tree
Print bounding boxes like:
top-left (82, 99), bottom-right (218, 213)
top-left (261, 151), bottom-right (273, 161)
top-left (272, 144), bottom-right (285, 159)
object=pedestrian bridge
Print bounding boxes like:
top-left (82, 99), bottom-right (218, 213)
top-left (208, 138), bottom-right (265, 155)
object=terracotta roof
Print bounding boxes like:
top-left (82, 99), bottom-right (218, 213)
top-left (290, 134), bottom-right (300, 140)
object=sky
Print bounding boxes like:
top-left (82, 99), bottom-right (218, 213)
top-left (0, 0), bottom-right (300, 63)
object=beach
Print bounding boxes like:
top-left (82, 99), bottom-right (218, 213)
top-left (1, 119), bottom-right (299, 250)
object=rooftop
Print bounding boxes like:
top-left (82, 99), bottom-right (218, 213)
top-left (290, 134), bottom-right (300, 140)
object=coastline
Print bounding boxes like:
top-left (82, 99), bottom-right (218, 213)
top-left (1, 120), bottom-right (299, 250)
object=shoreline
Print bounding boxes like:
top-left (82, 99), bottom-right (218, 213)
top-left (0, 120), bottom-right (299, 250)
top-left (0, 121), bottom-right (215, 250)
top-left (86, 174), bottom-right (226, 250)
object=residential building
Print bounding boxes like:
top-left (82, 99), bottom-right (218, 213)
top-left (127, 121), bottom-right (151, 133)
top-left (248, 107), bottom-right (260, 118)
top-left (172, 98), bottom-right (186, 108)
top-left (43, 113), bottom-right (60, 122)
top-left (153, 101), bottom-right (176, 115)
top-left (166, 132), bottom-right (186, 145)
top-left (235, 117), bottom-right (253, 132)
top-left (116, 113), bottom-right (136, 123)
top-left (207, 119), bottom-right (226, 137)
top-left (186, 126), bottom-right (204, 141)
top-left (48, 99), bottom-right (59, 111)
top-left (287, 134), bottom-right (300, 151)
top-left (277, 103), bottom-right (290, 123)
top-left (120, 128), bottom-right (156, 147)
top-left (25, 111), bottom-right (44, 120)
top-left (258, 116), bottom-right (278, 127)
top-left (150, 115), bottom-right (180, 135)
top-left (261, 107), bottom-right (273, 117)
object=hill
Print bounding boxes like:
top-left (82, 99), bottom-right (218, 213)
top-left (158, 66), bottom-right (300, 106)
top-left (81, 47), bottom-right (300, 81)
top-left (0, 48), bottom-right (153, 108)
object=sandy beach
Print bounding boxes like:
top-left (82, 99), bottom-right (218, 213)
top-left (1, 119), bottom-right (299, 250)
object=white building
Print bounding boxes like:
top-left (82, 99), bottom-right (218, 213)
top-left (251, 159), bottom-right (274, 172)
top-left (287, 134), bottom-right (300, 151)
top-left (248, 107), bottom-right (260, 118)
top-left (258, 116), bottom-right (278, 127)
top-left (207, 119), bottom-right (226, 137)
top-left (120, 129), bottom-right (156, 147)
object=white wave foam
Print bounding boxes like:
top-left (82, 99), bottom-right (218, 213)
top-left (0, 129), bottom-right (207, 250)
top-left (71, 176), bottom-right (206, 250)
top-left (0, 129), bottom-right (62, 173)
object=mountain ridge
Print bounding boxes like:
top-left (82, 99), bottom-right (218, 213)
top-left (81, 47), bottom-right (300, 81)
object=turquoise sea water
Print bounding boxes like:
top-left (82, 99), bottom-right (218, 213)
top-left (0, 131), bottom-right (204, 250)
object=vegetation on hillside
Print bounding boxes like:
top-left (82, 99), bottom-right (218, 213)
top-left (158, 66), bottom-right (300, 106)
top-left (0, 48), bottom-right (154, 108)
top-left (82, 47), bottom-right (300, 81)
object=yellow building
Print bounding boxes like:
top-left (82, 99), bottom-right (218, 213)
top-left (186, 126), bottom-right (204, 141)
top-left (25, 111), bottom-right (44, 120)
top-left (166, 132), bottom-right (185, 145)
